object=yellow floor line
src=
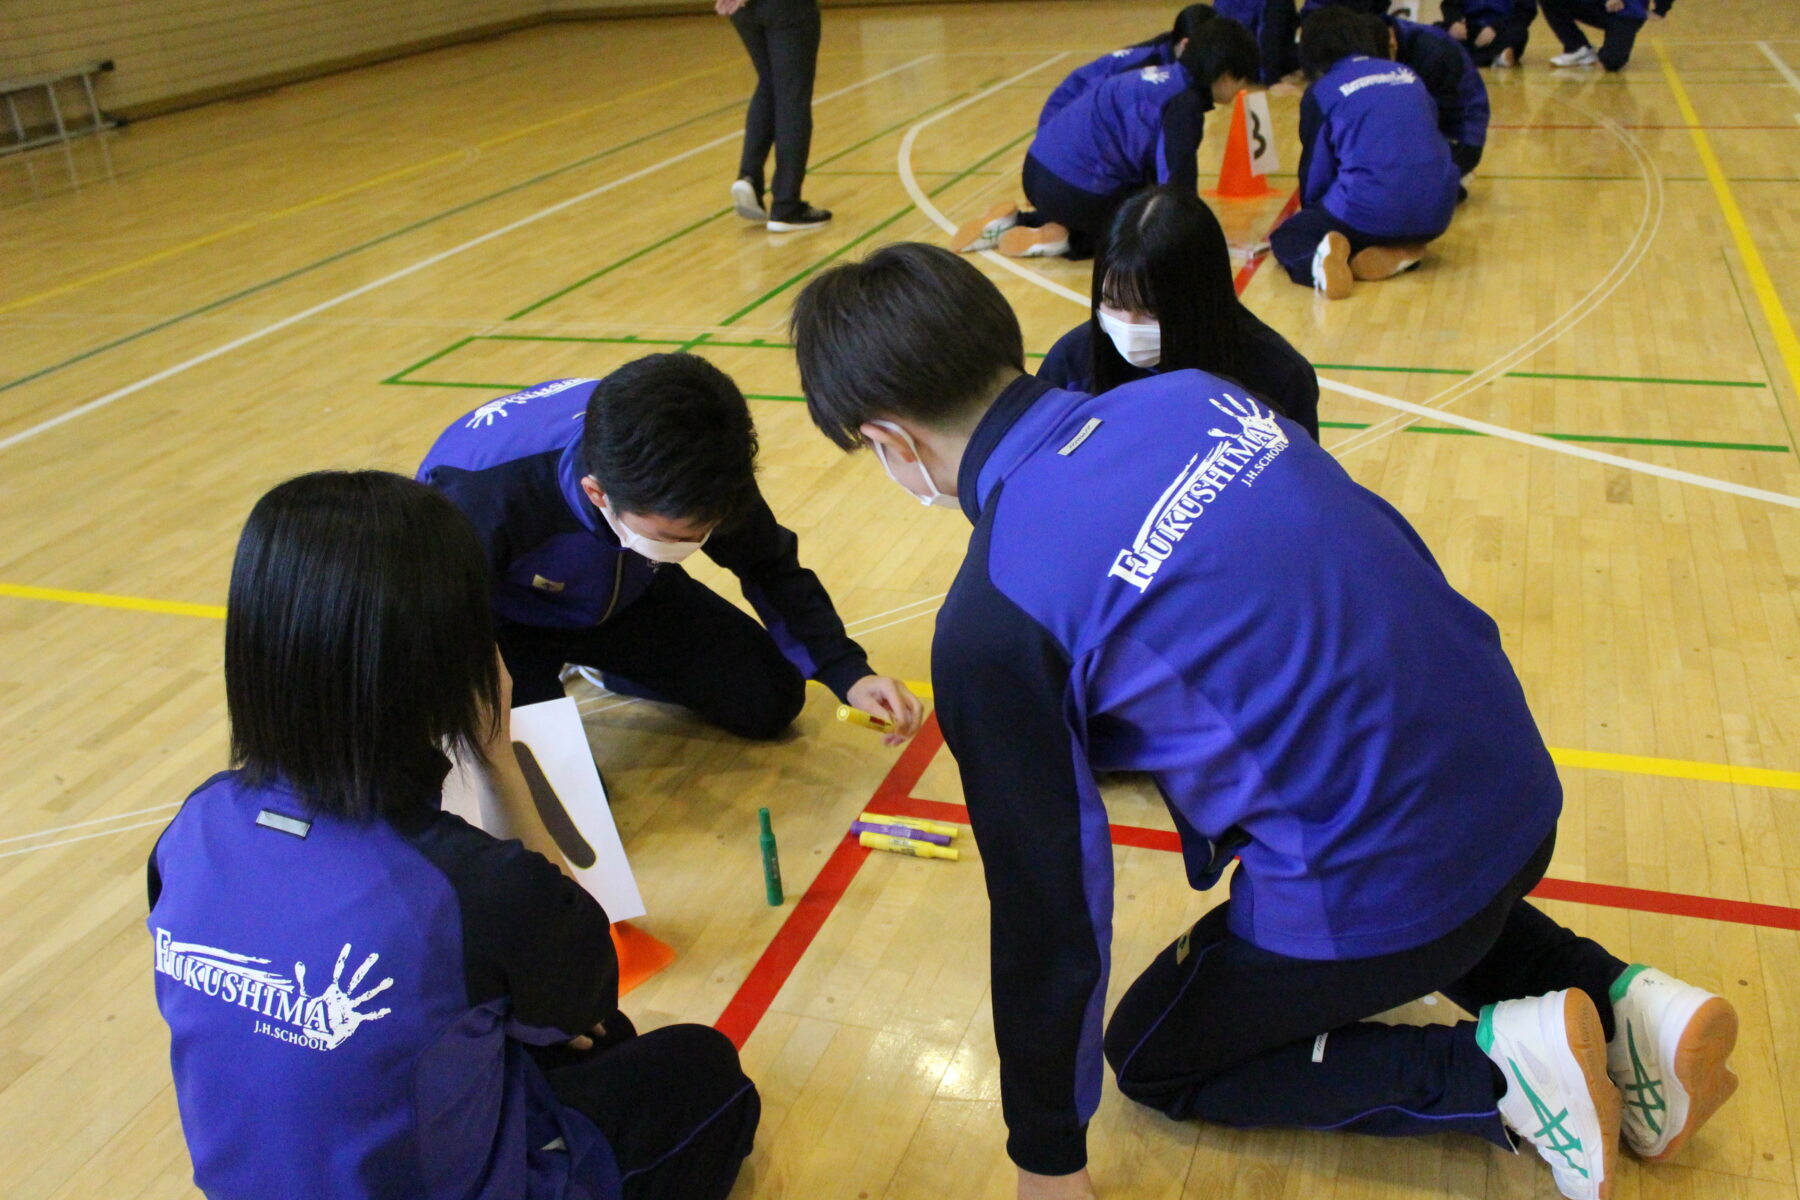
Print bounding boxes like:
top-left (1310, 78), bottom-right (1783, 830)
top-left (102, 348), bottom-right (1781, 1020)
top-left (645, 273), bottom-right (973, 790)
top-left (1656, 40), bottom-right (1800, 416)
top-left (1548, 746), bottom-right (1800, 792)
top-left (0, 582), bottom-right (226, 620)
top-left (0, 63), bottom-right (733, 317)
top-left (7, 582), bottom-right (1795, 790)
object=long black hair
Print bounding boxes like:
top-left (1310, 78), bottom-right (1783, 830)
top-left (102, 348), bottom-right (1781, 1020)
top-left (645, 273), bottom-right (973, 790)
top-left (1089, 187), bottom-right (1254, 396)
top-left (225, 471), bottom-right (500, 821)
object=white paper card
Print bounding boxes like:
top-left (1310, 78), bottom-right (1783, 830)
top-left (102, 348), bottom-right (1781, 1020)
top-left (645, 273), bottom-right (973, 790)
top-left (442, 697), bottom-right (645, 922)
top-left (1243, 90), bottom-right (1281, 177)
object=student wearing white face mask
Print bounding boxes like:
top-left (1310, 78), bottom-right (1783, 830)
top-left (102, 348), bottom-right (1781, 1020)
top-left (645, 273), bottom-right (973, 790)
top-left (420, 354), bottom-right (924, 744)
top-left (1037, 187), bottom-right (1320, 441)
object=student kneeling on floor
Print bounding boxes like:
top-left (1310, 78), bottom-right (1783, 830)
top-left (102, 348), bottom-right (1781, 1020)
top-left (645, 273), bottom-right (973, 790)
top-left (1038, 4), bottom-right (1219, 128)
top-left (418, 355), bottom-right (923, 745)
top-left (147, 471), bottom-right (758, 1200)
top-left (1269, 7), bottom-right (1461, 299)
top-left (952, 17), bottom-right (1259, 260)
top-left (789, 242), bottom-right (1739, 1200)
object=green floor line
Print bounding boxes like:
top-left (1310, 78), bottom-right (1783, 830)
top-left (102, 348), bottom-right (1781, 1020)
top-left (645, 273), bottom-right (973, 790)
top-left (385, 336), bottom-right (481, 385)
top-left (812, 169), bottom-right (1004, 177)
top-left (1314, 362), bottom-right (1765, 389)
top-left (3, 95), bottom-right (753, 399)
top-left (1319, 421), bottom-right (1787, 453)
top-left (506, 209), bottom-right (732, 320)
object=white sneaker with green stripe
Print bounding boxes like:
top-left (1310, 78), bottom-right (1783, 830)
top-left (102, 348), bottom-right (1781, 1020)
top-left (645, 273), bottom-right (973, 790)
top-left (1607, 965), bottom-right (1739, 1162)
top-left (1478, 990), bottom-right (1619, 1200)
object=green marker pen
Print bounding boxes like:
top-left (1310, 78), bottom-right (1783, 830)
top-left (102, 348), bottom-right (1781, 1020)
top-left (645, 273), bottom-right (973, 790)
top-left (759, 807), bottom-right (784, 906)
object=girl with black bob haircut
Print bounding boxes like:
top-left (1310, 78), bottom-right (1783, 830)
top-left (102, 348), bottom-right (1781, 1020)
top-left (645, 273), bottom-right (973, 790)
top-left (148, 470), bottom-right (759, 1200)
top-left (1037, 186), bottom-right (1320, 440)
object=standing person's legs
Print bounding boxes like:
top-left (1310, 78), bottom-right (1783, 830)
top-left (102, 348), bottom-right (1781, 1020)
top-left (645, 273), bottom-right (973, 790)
top-left (764, 8), bottom-right (822, 218)
top-left (497, 566), bottom-right (807, 740)
top-left (544, 1024), bottom-right (761, 1200)
top-left (731, 10), bottom-right (777, 199)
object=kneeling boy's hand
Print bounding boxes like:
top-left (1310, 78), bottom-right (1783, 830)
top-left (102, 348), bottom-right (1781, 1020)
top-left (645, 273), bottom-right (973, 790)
top-left (846, 676), bottom-right (926, 746)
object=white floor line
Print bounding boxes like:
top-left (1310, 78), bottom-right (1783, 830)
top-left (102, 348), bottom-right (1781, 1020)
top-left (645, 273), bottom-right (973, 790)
top-left (1330, 96), bottom-right (1663, 457)
top-left (1756, 41), bottom-right (1800, 124)
top-left (0, 55), bottom-right (936, 456)
top-left (842, 592), bottom-right (948, 628)
top-left (1320, 377), bottom-right (1800, 509)
top-left (0, 815), bottom-right (174, 861)
top-left (0, 801), bottom-right (181, 847)
top-left (897, 67), bottom-right (1799, 513)
top-left (896, 53), bottom-right (1090, 306)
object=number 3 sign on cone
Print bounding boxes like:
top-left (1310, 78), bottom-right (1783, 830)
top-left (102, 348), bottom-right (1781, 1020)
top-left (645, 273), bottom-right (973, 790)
top-left (1209, 90), bottom-right (1279, 200)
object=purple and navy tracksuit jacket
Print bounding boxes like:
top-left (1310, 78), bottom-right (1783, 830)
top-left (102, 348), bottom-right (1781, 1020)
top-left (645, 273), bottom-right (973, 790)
top-left (1029, 61), bottom-right (1213, 198)
top-left (1213, 0), bottom-right (1299, 83)
top-left (1390, 16), bottom-right (1489, 151)
top-left (1039, 36), bottom-right (1181, 128)
top-left (149, 771), bottom-right (621, 1199)
top-left (416, 377), bottom-right (871, 700)
top-left (933, 372), bottom-right (1562, 1174)
top-left (1298, 56), bottom-right (1460, 240)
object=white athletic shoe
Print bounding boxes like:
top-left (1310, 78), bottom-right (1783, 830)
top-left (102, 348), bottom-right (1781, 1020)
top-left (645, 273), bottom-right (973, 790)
top-left (731, 178), bottom-right (767, 222)
top-left (1551, 46), bottom-right (1601, 67)
top-left (1607, 965), bottom-right (1739, 1162)
top-left (574, 666), bottom-right (609, 690)
top-left (1311, 231), bottom-right (1353, 300)
top-left (1478, 990), bottom-right (1619, 1200)
top-left (951, 202), bottom-right (1021, 252)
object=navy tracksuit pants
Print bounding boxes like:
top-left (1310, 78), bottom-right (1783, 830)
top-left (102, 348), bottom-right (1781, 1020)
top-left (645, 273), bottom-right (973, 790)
top-left (1102, 832), bottom-right (1628, 1142)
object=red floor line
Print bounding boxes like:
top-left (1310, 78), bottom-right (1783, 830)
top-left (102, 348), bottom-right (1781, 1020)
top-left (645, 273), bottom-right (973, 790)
top-left (1233, 189), bottom-right (1301, 295)
top-left (877, 796), bottom-right (1800, 933)
top-left (712, 718), bottom-right (946, 1049)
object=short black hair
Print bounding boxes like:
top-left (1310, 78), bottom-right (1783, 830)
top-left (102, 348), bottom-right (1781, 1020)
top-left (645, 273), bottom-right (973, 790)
top-left (1300, 6), bottom-right (1391, 76)
top-left (790, 242), bottom-right (1024, 451)
top-left (1180, 16), bottom-right (1260, 88)
top-left (226, 471), bottom-right (499, 822)
top-left (581, 353), bottom-right (759, 523)
top-left (1172, 3), bottom-right (1216, 41)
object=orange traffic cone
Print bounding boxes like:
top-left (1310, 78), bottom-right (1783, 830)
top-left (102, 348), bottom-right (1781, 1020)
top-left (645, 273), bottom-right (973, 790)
top-left (611, 921), bottom-right (677, 995)
top-left (1208, 91), bottom-right (1274, 200)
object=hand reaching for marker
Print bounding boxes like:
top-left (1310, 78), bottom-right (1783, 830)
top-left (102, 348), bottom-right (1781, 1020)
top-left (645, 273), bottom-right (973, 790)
top-left (847, 675), bottom-right (926, 746)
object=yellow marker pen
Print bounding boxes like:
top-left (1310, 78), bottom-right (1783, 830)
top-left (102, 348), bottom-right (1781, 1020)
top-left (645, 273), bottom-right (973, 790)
top-left (836, 704), bottom-right (895, 733)
top-left (905, 680), bottom-right (935, 700)
top-left (859, 831), bottom-right (959, 861)
top-left (859, 811), bottom-right (958, 839)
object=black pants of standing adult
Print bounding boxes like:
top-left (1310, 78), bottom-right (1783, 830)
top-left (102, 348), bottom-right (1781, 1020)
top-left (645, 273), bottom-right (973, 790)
top-left (1540, 0), bottom-right (1645, 71)
top-left (498, 563), bottom-right (807, 741)
top-left (535, 1022), bottom-right (761, 1200)
top-left (1102, 831), bottom-right (1629, 1141)
top-left (731, 0), bottom-right (822, 220)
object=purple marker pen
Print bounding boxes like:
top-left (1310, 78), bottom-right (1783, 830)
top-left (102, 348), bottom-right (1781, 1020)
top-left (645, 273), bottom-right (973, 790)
top-left (849, 819), bottom-right (952, 846)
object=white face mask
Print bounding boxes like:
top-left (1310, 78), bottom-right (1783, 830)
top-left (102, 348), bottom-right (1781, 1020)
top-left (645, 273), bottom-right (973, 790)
top-left (1098, 309), bottom-right (1162, 369)
top-left (599, 500), bottom-right (709, 563)
top-left (868, 420), bottom-right (959, 509)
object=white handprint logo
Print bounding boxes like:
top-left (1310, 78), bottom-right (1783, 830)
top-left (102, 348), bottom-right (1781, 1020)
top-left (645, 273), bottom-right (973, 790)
top-left (465, 397), bottom-right (528, 428)
top-left (1207, 393), bottom-right (1289, 451)
top-left (295, 943), bottom-right (393, 1050)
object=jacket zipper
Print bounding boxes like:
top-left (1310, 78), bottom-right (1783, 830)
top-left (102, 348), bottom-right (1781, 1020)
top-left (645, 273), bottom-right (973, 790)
top-left (597, 553), bottom-right (625, 624)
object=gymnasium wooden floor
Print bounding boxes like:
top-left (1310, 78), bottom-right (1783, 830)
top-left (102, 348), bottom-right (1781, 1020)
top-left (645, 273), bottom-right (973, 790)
top-left (4, 2), bottom-right (1800, 1196)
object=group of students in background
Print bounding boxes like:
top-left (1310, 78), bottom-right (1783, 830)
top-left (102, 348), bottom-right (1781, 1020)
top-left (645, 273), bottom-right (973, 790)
top-left (956, 0), bottom-right (1670, 297)
top-left (145, 4), bottom-right (1726, 1200)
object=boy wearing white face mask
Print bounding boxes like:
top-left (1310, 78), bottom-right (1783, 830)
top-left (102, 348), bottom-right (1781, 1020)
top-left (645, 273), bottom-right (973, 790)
top-left (420, 354), bottom-right (923, 743)
top-left (1038, 188), bottom-right (1319, 441)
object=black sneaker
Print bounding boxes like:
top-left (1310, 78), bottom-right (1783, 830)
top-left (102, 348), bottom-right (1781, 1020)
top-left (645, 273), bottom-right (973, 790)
top-left (767, 204), bottom-right (832, 233)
